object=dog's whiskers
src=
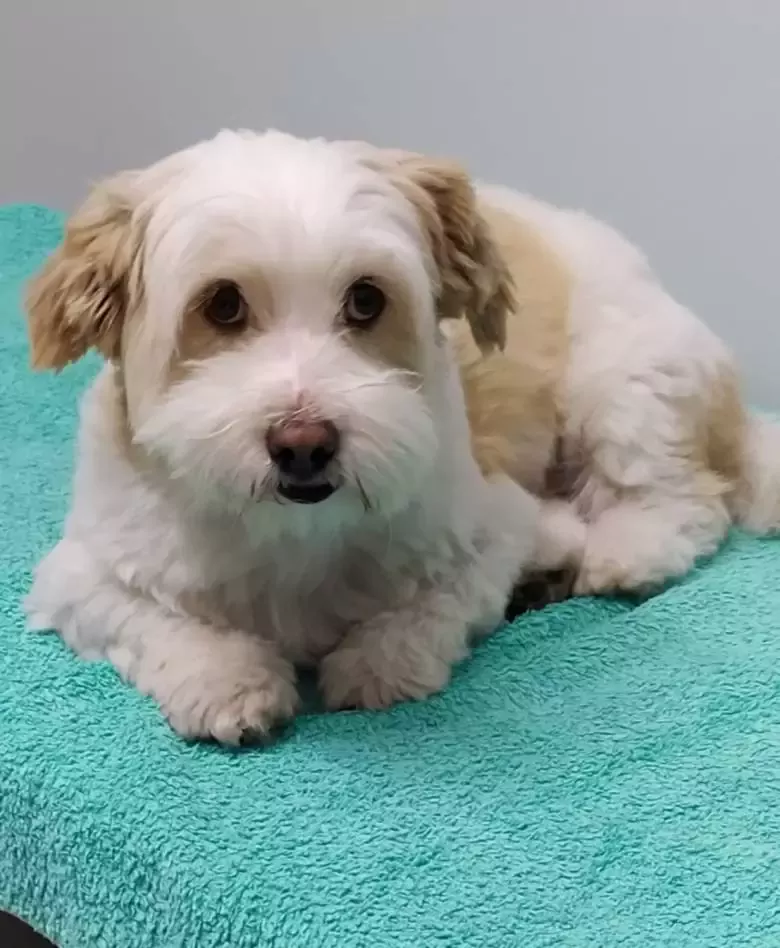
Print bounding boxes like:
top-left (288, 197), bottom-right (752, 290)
top-left (355, 476), bottom-right (373, 512)
top-left (194, 418), bottom-right (242, 440)
top-left (331, 370), bottom-right (421, 398)
top-left (248, 470), bottom-right (276, 503)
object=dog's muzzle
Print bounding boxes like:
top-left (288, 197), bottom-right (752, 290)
top-left (266, 419), bottom-right (340, 504)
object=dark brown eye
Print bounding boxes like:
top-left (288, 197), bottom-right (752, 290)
top-left (344, 280), bottom-right (386, 327)
top-left (203, 281), bottom-right (247, 330)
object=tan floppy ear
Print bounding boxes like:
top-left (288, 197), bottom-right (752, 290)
top-left (382, 152), bottom-right (513, 352)
top-left (26, 172), bottom-right (145, 370)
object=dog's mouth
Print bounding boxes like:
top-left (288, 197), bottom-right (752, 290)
top-left (277, 480), bottom-right (338, 505)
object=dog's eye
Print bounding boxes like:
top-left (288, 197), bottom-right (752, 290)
top-left (203, 282), bottom-right (247, 330)
top-left (344, 280), bottom-right (386, 327)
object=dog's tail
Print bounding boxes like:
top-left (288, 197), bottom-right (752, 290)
top-left (732, 414), bottom-right (780, 534)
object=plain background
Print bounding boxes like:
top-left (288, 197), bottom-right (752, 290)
top-left (2, 1), bottom-right (778, 406)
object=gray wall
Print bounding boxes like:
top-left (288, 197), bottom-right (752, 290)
top-left (3, 1), bottom-right (779, 406)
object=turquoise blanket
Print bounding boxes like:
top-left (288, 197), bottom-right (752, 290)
top-left (2, 205), bottom-right (780, 948)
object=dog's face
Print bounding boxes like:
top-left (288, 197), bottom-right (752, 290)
top-left (27, 130), bottom-right (512, 518)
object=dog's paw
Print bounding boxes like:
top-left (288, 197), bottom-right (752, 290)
top-left (574, 517), bottom-right (695, 596)
top-left (320, 640), bottom-right (450, 711)
top-left (127, 625), bottom-right (300, 745)
top-left (574, 550), bottom-right (639, 596)
top-left (159, 667), bottom-right (299, 745)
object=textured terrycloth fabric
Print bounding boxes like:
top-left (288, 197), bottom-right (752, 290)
top-left (1, 204), bottom-right (779, 948)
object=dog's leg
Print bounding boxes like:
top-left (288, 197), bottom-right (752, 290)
top-left (320, 476), bottom-right (538, 710)
top-left (27, 549), bottom-right (298, 744)
top-left (114, 606), bottom-right (300, 744)
top-left (565, 334), bottom-right (738, 596)
top-left (568, 406), bottom-right (732, 595)
top-left (319, 597), bottom-right (472, 711)
top-left (574, 490), bottom-right (729, 595)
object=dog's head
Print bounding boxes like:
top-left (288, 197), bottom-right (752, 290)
top-left (27, 130), bottom-right (513, 517)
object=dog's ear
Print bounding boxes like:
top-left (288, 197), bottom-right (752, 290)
top-left (26, 172), bottom-right (145, 370)
top-left (379, 151), bottom-right (513, 352)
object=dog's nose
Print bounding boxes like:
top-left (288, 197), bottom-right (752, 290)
top-left (266, 420), bottom-right (340, 481)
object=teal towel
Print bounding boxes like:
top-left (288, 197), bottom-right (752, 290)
top-left (1, 204), bottom-right (780, 948)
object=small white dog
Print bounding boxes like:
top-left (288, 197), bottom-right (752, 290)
top-left (25, 130), bottom-right (780, 742)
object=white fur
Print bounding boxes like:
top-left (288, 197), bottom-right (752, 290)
top-left (27, 131), bottom-right (540, 742)
top-left (734, 415), bottom-right (780, 533)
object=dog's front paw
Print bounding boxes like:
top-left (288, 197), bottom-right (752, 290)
top-left (155, 665), bottom-right (299, 745)
top-left (320, 636), bottom-right (451, 711)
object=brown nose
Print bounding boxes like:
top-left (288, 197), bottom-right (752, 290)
top-left (266, 419), bottom-right (340, 481)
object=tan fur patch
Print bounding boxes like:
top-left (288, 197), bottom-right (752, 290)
top-left (174, 305), bottom-right (238, 368)
top-left (26, 173), bottom-right (146, 370)
top-left (456, 341), bottom-right (557, 493)
top-left (452, 201), bottom-right (572, 493)
top-left (703, 363), bottom-right (747, 488)
top-left (346, 288), bottom-right (423, 375)
top-left (168, 274), bottom-right (275, 383)
top-left (672, 360), bottom-right (749, 510)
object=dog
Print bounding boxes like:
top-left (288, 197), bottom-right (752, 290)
top-left (24, 130), bottom-right (780, 742)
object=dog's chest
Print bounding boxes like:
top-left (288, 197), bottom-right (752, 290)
top-left (242, 537), bottom-right (422, 663)
top-left (201, 501), bottom-right (440, 664)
